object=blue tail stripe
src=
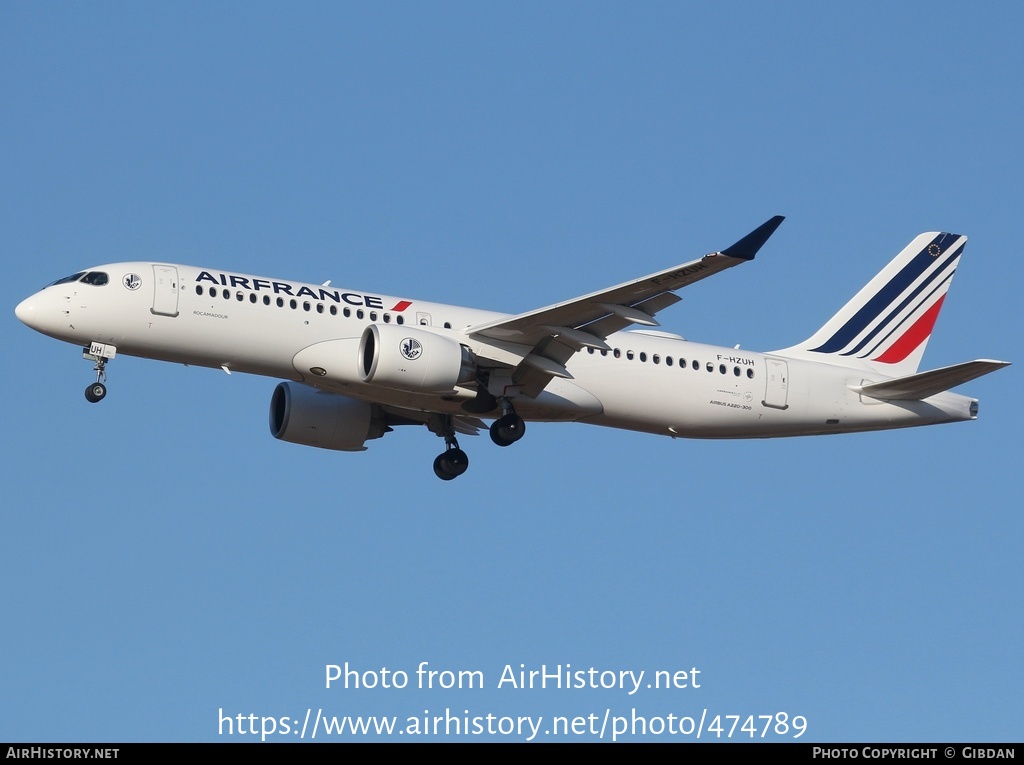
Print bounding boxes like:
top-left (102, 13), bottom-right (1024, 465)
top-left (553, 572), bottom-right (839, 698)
top-left (838, 244), bottom-right (962, 357)
top-left (810, 233), bottom-right (957, 354)
top-left (856, 268), bottom-right (955, 359)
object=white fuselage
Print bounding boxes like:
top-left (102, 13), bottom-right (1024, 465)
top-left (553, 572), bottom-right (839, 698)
top-left (15, 261), bottom-right (978, 440)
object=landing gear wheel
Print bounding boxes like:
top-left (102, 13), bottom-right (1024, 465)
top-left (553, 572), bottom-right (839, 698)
top-left (433, 448), bottom-right (469, 481)
top-left (490, 413), bottom-right (526, 447)
top-left (85, 382), bottom-right (107, 403)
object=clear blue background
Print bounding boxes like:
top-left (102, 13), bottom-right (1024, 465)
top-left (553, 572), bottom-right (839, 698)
top-left (2, 1), bottom-right (1020, 742)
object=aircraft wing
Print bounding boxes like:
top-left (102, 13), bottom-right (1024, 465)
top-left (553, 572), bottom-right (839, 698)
top-left (466, 216), bottom-right (784, 395)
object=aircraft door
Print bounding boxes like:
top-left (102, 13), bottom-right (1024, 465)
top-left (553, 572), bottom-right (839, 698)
top-left (762, 357), bottom-right (789, 410)
top-left (151, 265), bottom-right (180, 317)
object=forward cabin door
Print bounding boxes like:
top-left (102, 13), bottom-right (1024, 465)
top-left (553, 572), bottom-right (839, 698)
top-left (151, 265), bottom-right (180, 317)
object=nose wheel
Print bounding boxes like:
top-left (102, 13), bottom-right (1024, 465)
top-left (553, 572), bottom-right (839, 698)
top-left (85, 382), bottom-right (107, 403)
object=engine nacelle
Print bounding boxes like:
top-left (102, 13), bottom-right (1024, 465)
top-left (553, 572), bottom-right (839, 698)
top-left (358, 324), bottom-right (475, 393)
top-left (269, 382), bottom-right (388, 452)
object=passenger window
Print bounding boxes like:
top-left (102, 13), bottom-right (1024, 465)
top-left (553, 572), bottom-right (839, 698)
top-left (692, 360), bottom-right (699, 371)
top-left (195, 286), bottom-right (203, 296)
top-left (639, 352), bottom-right (647, 362)
top-left (747, 368), bottom-right (755, 379)
top-left (396, 315), bottom-right (404, 325)
top-left (626, 350), bottom-right (634, 360)
top-left (706, 362), bottom-right (714, 373)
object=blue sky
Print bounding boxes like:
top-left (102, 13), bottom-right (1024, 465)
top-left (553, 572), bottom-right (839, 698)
top-left (2, 2), bottom-right (1021, 742)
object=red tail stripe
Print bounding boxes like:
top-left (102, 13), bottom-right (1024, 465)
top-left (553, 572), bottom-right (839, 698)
top-left (872, 295), bottom-right (945, 364)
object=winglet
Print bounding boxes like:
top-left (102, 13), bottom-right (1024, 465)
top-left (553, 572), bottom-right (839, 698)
top-left (720, 215), bottom-right (785, 261)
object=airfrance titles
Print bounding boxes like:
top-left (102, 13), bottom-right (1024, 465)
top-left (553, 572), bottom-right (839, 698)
top-left (195, 270), bottom-right (409, 311)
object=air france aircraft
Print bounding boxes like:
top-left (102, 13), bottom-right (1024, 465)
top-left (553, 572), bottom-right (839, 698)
top-left (15, 217), bottom-right (1009, 479)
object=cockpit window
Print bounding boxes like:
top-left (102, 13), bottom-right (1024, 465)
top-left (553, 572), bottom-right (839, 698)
top-left (81, 272), bottom-right (109, 286)
top-left (48, 272), bottom-right (85, 287)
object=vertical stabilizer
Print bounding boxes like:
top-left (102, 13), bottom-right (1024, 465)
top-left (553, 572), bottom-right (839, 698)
top-left (774, 232), bottom-right (966, 377)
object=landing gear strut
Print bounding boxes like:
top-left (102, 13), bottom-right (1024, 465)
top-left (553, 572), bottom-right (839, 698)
top-left (489, 400), bottom-right (526, 447)
top-left (431, 415), bottom-right (469, 481)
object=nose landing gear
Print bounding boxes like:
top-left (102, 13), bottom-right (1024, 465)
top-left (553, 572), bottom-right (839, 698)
top-left (82, 343), bottom-right (116, 403)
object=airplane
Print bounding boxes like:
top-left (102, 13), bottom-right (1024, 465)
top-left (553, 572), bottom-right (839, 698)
top-left (14, 216), bottom-right (1009, 480)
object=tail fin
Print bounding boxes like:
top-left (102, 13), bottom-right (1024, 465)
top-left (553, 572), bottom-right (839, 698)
top-left (775, 231), bottom-right (967, 376)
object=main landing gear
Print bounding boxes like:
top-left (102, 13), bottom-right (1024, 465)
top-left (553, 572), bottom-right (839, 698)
top-left (430, 400), bottom-right (526, 480)
top-left (433, 433), bottom-right (470, 481)
top-left (489, 401), bottom-right (526, 447)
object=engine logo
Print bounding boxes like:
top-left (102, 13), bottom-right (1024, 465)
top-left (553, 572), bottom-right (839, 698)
top-left (123, 273), bottom-right (142, 291)
top-left (400, 337), bottom-right (423, 361)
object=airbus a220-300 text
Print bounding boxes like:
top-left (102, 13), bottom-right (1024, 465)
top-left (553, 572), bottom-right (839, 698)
top-left (15, 217), bottom-right (1008, 479)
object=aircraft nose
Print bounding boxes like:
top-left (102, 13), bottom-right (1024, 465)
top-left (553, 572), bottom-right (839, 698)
top-left (15, 295), bottom-right (37, 327)
top-left (15, 292), bottom-right (60, 334)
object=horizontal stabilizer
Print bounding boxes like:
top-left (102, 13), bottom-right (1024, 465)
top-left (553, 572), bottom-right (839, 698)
top-left (852, 359), bottom-right (1010, 401)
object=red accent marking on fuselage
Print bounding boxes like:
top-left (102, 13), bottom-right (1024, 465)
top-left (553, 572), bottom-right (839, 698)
top-left (872, 295), bottom-right (946, 364)
top-left (390, 300), bottom-right (412, 312)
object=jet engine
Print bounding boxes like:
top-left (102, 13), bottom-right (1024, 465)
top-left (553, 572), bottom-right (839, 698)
top-left (358, 324), bottom-right (476, 393)
top-left (269, 382), bottom-right (389, 451)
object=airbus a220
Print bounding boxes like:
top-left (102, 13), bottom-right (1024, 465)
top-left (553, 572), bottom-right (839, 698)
top-left (15, 217), bottom-right (1008, 479)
